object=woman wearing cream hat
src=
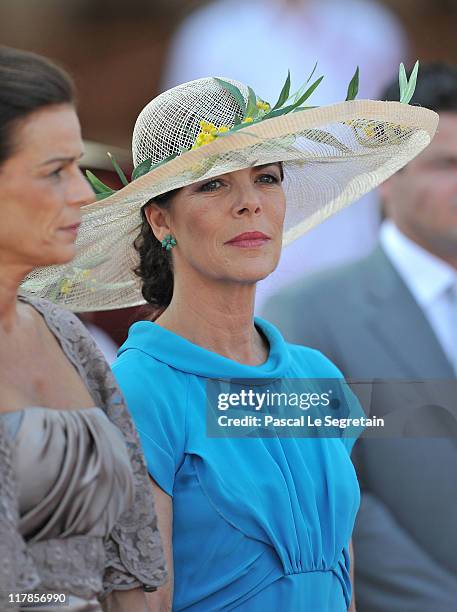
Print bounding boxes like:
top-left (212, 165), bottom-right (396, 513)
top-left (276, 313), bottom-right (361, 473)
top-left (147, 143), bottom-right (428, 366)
top-left (24, 66), bottom-right (437, 611)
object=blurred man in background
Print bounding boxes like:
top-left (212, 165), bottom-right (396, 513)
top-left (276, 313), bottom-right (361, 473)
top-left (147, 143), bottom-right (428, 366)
top-left (162, 0), bottom-right (408, 311)
top-left (262, 63), bottom-right (457, 611)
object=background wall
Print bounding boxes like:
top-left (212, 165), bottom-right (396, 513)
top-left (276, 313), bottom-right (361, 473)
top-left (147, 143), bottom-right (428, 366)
top-left (1, 0), bottom-right (456, 150)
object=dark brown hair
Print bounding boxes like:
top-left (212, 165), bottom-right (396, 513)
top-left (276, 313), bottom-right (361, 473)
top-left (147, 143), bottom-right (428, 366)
top-left (0, 46), bottom-right (75, 165)
top-left (133, 190), bottom-right (179, 315)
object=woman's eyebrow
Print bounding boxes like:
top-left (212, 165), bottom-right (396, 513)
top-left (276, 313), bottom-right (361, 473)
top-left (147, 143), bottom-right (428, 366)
top-left (253, 163), bottom-right (281, 171)
top-left (39, 152), bottom-right (84, 167)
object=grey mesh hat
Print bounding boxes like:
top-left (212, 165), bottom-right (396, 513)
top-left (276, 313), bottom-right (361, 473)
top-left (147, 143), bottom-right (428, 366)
top-left (21, 69), bottom-right (438, 311)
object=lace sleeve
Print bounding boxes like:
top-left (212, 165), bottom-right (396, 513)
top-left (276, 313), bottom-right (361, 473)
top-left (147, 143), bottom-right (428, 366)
top-left (0, 419), bottom-right (41, 611)
top-left (24, 296), bottom-right (167, 596)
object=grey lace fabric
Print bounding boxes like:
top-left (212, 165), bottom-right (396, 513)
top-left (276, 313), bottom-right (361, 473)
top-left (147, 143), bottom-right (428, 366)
top-left (0, 295), bottom-right (167, 610)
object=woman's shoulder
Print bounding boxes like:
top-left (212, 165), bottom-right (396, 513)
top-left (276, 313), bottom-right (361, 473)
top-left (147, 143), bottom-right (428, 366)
top-left (18, 293), bottom-right (92, 343)
top-left (18, 294), bottom-right (121, 410)
top-left (113, 329), bottom-right (189, 402)
top-left (114, 337), bottom-right (183, 377)
top-left (113, 330), bottom-right (190, 447)
top-left (114, 321), bottom-right (187, 373)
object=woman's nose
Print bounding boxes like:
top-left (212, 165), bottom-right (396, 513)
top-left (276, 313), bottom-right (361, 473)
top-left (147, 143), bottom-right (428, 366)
top-left (232, 185), bottom-right (263, 217)
top-left (69, 167), bottom-right (96, 207)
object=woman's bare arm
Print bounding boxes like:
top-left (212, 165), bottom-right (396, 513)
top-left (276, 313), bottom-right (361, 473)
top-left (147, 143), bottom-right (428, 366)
top-left (101, 587), bottom-right (151, 612)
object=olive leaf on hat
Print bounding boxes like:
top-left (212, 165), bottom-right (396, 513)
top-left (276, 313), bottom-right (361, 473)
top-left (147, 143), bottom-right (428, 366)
top-left (399, 60), bottom-right (419, 104)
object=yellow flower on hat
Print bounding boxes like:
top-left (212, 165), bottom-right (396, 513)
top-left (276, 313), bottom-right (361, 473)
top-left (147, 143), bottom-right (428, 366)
top-left (199, 120), bottom-right (216, 133)
top-left (192, 95), bottom-right (269, 151)
top-left (59, 278), bottom-right (73, 296)
top-left (364, 122), bottom-right (376, 138)
top-left (192, 122), bottom-right (231, 149)
top-left (256, 100), bottom-right (270, 112)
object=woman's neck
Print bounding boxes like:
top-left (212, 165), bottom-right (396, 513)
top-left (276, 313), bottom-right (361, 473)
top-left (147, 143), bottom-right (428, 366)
top-left (155, 275), bottom-right (268, 366)
top-left (0, 263), bottom-right (25, 332)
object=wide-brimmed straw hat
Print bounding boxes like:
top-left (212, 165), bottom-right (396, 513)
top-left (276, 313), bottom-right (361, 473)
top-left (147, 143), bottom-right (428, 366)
top-left (22, 66), bottom-right (438, 311)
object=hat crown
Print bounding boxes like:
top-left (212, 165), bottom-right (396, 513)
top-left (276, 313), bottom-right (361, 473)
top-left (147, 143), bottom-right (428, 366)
top-left (132, 77), bottom-right (249, 167)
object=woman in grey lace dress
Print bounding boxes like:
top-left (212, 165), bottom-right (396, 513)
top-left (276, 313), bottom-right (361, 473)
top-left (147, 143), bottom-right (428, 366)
top-left (0, 47), bottom-right (166, 611)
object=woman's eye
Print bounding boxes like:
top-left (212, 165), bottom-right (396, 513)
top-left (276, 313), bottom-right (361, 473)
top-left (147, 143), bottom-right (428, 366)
top-left (49, 167), bottom-right (64, 179)
top-left (257, 173), bottom-right (279, 184)
top-left (200, 179), bottom-right (222, 192)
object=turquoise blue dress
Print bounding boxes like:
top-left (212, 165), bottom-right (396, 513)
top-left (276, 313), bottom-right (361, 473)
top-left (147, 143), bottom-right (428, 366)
top-left (113, 317), bottom-right (361, 611)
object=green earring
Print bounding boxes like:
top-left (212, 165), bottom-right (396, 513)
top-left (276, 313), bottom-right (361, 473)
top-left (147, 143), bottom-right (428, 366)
top-left (161, 234), bottom-right (177, 251)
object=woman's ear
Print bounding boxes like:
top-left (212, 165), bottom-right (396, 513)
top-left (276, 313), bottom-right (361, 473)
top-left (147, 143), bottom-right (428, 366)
top-left (144, 203), bottom-right (172, 242)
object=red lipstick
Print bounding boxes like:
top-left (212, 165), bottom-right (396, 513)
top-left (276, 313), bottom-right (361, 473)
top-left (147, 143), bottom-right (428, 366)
top-left (225, 231), bottom-right (271, 248)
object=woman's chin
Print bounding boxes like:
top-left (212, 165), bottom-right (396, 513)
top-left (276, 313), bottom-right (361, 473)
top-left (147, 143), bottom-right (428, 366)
top-left (35, 245), bottom-right (77, 268)
top-left (231, 263), bottom-right (277, 284)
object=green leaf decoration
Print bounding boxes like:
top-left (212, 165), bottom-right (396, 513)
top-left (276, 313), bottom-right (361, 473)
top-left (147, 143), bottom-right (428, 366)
top-left (263, 106), bottom-right (287, 121)
top-left (399, 60), bottom-right (419, 104)
top-left (289, 62), bottom-right (318, 104)
top-left (214, 78), bottom-right (246, 115)
top-left (272, 70), bottom-right (291, 110)
top-left (131, 157), bottom-right (152, 181)
top-left (345, 66), bottom-right (359, 101)
top-left (246, 85), bottom-right (259, 119)
top-left (398, 63), bottom-right (408, 100)
top-left (85, 170), bottom-right (115, 196)
top-left (292, 105), bottom-right (318, 112)
top-left (233, 112), bottom-right (242, 126)
top-left (130, 152), bottom-right (179, 183)
top-left (305, 61), bottom-right (318, 86)
top-left (95, 191), bottom-right (115, 201)
top-left (153, 152), bottom-right (179, 168)
top-left (264, 75), bottom-right (324, 119)
top-left (228, 119), bottom-right (263, 133)
top-left (107, 152), bottom-right (129, 186)
top-left (290, 75), bottom-right (324, 107)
